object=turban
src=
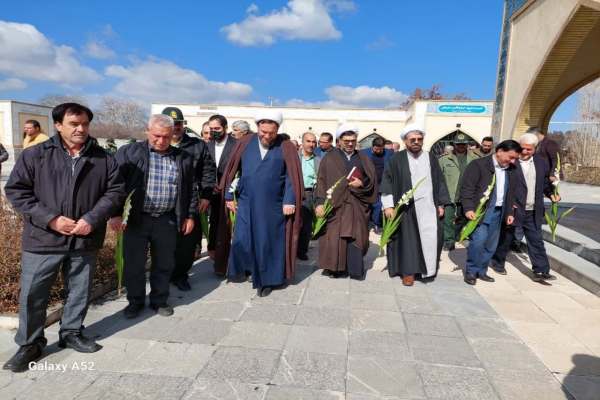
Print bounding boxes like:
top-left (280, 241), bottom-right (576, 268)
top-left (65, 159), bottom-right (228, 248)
top-left (400, 124), bottom-right (426, 140)
top-left (255, 110), bottom-right (283, 126)
top-left (336, 123), bottom-right (359, 139)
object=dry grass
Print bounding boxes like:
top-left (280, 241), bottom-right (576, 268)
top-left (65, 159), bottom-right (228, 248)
top-left (0, 196), bottom-right (117, 314)
top-left (564, 165), bottom-right (600, 186)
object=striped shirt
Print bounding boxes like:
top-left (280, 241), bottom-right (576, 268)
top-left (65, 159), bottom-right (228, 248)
top-left (143, 147), bottom-right (178, 214)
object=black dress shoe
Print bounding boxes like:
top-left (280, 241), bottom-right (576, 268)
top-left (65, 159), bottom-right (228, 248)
top-left (123, 303), bottom-right (144, 319)
top-left (257, 287), bottom-right (272, 297)
top-left (478, 274), bottom-right (495, 282)
top-left (490, 265), bottom-right (507, 275)
top-left (541, 272), bottom-right (557, 281)
top-left (59, 333), bottom-right (102, 353)
top-left (150, 303), bottom-right (174, 316)
top-left (173, 278), bottom-right (192, 291)
top-left (464, 275), bottom-right (477, 285)
top-left (2, 342), bottom-right (44, 373)
top-left (532, 272), bottom-right (544, 282)
top-left (297, 254), bottom-right (309, 261)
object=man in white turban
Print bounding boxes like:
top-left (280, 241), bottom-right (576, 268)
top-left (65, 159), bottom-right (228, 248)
top-left (380, 125), bottom-right (450, 286)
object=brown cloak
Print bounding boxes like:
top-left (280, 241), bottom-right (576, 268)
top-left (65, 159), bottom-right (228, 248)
top-left (315, 149), bottom-right (378, 271)
top-left (213, 133), bottom-right (304, 279)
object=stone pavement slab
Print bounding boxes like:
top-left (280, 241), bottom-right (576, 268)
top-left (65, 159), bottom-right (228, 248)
top-left (2, 236), bottom-right (598, 399)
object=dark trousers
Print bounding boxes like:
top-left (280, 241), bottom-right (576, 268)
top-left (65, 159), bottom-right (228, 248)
top-left (466, 206), bottom-right (503, 277)
top-left (298, 189), bottom-right (314, 257)
top-left (16, 250), bottom-right (97, 346)
top-left (124, 213), bottom-right (177, 306)
top-left (492, 211), bottom-right (551, 274)
top-left (172, 213), bottom-right (201, 282)
top-left (370, 194), bottom-right (383, 229)
top-left (208, 194), bottom-right (221, 251)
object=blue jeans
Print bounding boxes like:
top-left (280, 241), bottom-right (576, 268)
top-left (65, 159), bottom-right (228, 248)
top-left (370, 194), bottom-right (382, 228)
top-left (466, 206), bottom-right (503, 277)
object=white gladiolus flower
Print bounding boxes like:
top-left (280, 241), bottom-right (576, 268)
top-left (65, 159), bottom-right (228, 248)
top-left (229, 178), bottom-right (239, 193)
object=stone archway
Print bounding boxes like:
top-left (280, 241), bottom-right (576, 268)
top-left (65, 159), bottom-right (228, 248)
top-left (494, 0), bottom-right (600, 139)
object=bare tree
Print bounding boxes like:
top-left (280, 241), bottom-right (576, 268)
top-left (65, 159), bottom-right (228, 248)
top-left (569, 79), bottom-right (600, 170)
top-left (400, 84), bottom-right (471, 109)
top-left (94, 97), bottom-right (148, 139)
top-left (38, 94), bottom-right (89, 107)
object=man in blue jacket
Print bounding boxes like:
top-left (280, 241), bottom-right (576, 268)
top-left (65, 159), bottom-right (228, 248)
top-left (3, 103), bottom-right (125, 372)
top-left (361, 136), bottom-right (393, 233)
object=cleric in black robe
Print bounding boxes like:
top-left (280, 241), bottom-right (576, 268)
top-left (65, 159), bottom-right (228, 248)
top-left (380, 125), bottom-right (450, 285)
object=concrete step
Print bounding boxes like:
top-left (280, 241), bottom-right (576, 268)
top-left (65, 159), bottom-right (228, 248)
top-left (545, 241), bottom-right (600, 297)
top-left (542, 225), bottom-right (600, 267)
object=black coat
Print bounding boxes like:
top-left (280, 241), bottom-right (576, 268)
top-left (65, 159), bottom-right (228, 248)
top-left (512, 155), bottom-right (553, 228)
top-left (5, 135), bottom-right (125, 253)
top-left (115, 141), bottom-right (198, 228)
top-left (536, 137), bottom-right (560, 173)
top-left (380, 150), bottom-right (450, 277)
top-left (208, 135), bottom-right (237, 184)
top-left (459, 155), bottom-right (517, 218)
top-left (177, 134), bottom-right (216, 200)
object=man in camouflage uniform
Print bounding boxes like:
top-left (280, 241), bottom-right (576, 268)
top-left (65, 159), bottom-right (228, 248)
top-left (438, 133), bottom-right (478, 251)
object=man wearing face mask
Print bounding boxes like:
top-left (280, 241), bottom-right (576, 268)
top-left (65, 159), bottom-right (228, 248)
top-left (206, 114), bottom-right (237, 275)
top-left (162, 107), bottom-right (216, 291)
top-left (215, 110), bottom-right (303, 297)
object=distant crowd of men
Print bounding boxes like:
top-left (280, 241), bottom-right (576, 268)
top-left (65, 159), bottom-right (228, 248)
top-left (2, 103), bottom-right (562, 373)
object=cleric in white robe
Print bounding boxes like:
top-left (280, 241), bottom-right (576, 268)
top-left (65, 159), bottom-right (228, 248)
top-left (380, 125), bottom-right (450, 286)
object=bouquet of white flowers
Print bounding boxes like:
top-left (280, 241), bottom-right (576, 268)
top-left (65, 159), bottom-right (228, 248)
top-left (312, 176), bottom-right (345, 238)
top-left (378, 177), bottom-right (426, 256)
top-left (459, 175), bottom-right (495, 243)
top-left (544, 153), bottom-right (574, 241)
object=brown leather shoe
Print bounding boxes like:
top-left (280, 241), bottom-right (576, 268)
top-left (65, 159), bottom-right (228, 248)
top-left (402, 275), bottom-right (414, 286)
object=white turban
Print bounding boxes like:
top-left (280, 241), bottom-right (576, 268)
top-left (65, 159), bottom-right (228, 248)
top-left (400, 124), bottom-right (426, 140)
top-left (336, 123), bottom-right (359, 139)
top-left (255, 109), bottom-right (283, 126)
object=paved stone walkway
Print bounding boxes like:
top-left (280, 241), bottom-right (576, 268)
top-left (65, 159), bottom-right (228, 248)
top-left (1, 234), bottom-right (599, 399)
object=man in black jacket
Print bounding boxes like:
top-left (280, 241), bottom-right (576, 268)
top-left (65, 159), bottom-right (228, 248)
top-left (206, 114), bottom-right (237, 276)
top-left (110, 114), bottom-right (198, 319)
top-left (162, 107), bottom-right (216, 291)
top-left (490, 133), bottom-right (560, 281)
top-left (3, 103), bottom-right (125, 372)
top-left (459, 140), bottom-right (521, 285)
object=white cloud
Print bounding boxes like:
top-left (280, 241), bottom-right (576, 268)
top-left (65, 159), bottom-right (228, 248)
top-left (246, 3), bottom-right (259, 14)
top-left (84, 40), bottom-right (116, 60)
top-left (105, 59), bottom-right (253, 103)
top-left (284, 85), bottom-right (407, 108)
top-left (0, 77), bottom-right (27, 91)
top-left (325, 85), bottom-right (408, 108)
top-left (222, 0), bottom-right (344, 46)
top-left (0, 20), bottom-right (100, 85)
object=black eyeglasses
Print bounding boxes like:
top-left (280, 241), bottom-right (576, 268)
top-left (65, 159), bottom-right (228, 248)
top-left (409, 138), bottom-right (423, 143)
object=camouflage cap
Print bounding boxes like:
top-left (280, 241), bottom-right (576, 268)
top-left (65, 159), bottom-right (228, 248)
top-left (161, 107), bottom-right (186, 123)
top-left (453, 133), bottom-right (469, 144)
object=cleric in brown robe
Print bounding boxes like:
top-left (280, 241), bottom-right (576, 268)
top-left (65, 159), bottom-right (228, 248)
top-left (315, 124), bottom-right (378, 280)
top-left (214, 110), bottom-right (304, 296)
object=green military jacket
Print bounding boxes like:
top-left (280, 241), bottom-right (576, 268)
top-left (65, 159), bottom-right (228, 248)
top-left (438, 151), bottom-right (478, 202)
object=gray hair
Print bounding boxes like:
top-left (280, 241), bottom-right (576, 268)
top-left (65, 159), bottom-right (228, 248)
top-left (302, 131), bottom-right (316, 141)
top-left (232, 120), bottom-right (250, 133)
top-left (148, 114), bottom-right (174, 130)
top-left (519, 133), bottom-right (539, 147)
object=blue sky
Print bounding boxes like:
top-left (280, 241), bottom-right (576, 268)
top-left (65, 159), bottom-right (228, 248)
top-left (0, 0), bottom-right (576, 122)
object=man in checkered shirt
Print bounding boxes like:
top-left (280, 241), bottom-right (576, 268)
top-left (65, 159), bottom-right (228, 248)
top-left (110, 114), bottom-right (199, 318)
